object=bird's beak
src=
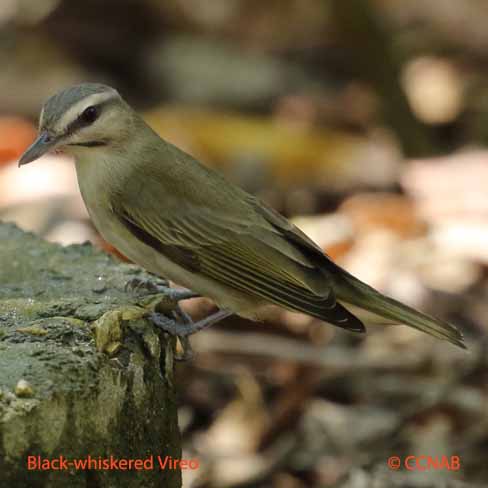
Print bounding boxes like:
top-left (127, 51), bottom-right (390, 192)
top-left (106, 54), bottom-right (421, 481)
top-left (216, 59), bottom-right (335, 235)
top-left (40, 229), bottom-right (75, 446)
top-left (18, 132), bottom-right (57, 167)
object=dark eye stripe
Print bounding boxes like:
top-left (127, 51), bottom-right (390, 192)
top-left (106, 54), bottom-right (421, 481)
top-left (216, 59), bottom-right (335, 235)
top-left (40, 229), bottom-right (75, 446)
top-left (64, 99), bottom-right (112, 136)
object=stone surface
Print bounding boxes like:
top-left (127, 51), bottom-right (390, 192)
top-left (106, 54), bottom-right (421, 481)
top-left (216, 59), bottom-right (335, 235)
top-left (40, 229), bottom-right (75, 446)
top-left (0, 222), bottom-right (181, 488)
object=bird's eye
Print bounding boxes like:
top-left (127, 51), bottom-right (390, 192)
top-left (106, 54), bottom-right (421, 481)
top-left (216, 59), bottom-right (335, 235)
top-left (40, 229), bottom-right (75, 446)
top-left (80, 106), bottom-right (99, 124)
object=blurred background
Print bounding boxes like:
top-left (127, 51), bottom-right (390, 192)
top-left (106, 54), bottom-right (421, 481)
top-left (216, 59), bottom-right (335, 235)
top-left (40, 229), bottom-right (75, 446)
top-left (2, 1), bottom-right (488, 487)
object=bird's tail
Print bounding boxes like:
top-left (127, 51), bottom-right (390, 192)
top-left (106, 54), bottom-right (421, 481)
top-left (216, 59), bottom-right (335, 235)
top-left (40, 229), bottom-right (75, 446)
top-left (330, 265), bottom-right (466, 349)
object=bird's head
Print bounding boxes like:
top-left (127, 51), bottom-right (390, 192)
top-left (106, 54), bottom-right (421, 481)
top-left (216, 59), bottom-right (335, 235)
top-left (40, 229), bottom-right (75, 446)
top-left (19, 83), bottom-right (135, 166)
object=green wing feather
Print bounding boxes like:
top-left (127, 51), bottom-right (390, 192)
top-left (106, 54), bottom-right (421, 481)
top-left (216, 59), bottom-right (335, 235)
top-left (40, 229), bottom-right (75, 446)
top-left (112, 191), bottom-right (364, 332)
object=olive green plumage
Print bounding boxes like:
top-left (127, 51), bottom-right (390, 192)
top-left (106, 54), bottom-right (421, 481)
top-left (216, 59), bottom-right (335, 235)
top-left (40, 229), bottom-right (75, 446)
top-left (19, 83), bottom-right (465, 349)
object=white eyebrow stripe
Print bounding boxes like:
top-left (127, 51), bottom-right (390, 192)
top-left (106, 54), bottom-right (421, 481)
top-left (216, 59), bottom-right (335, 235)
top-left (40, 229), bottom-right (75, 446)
top-left (53, 90), bottom-right (118, 133)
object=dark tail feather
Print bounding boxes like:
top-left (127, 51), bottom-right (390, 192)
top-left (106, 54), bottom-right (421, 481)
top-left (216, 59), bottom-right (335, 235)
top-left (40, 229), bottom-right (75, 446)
top-left (304, 301), bottom-right (366, 333)
top-left (332, 268), bottom-right (466, 349)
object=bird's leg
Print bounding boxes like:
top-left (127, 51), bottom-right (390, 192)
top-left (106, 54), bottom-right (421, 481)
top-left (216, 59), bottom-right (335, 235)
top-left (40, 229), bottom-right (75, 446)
top-left (126, 276), bottom-right (228, 359)
top-left (125, 276), bottom-right (199, 301)
top-left (150, 308), bottom-right (232, 361)
top-left (150, 309), bottom-right (232, 338)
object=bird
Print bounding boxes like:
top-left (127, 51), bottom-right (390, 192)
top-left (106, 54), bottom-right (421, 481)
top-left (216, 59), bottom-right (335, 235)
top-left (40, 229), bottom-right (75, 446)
top-left (18, 83), bottom-right (465, 351)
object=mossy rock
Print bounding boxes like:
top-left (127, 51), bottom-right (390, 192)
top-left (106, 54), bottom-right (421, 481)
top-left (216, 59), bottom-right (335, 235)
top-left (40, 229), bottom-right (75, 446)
top-left (0, 222), bottom-right (181, 488)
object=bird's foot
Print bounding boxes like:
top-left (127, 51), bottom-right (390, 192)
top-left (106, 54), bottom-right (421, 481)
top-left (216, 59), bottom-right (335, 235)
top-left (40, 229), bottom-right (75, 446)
top-left (125, 277), bottom-right (199, 301)
top-left (149, 309), bottom-right (232, 337)
top-left (149, 308), bottom-right (233, 361)
top-left (125, 276), bottom-right (167, 294)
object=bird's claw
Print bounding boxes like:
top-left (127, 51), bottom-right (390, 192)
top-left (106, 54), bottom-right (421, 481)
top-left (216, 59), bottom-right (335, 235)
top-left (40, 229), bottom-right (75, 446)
top-left (149, 313), bottom-right (196, 337)
top-left (177, 337), bottom-right (193, 361)
top-left (125, 278), bottom-right (201, 360)
top-left (149, 308), bottom-right (232, 360)
top-left (124, 277), bottom-right (165, 294)
top-left (149, 313), bottom-right (195, 361)
top-left (149, 309), bottom-right (231, 337)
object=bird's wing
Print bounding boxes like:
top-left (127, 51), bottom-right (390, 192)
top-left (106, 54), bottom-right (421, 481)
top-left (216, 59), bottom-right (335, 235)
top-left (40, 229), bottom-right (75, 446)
top-left (111, 194), bottom-right (364, 332)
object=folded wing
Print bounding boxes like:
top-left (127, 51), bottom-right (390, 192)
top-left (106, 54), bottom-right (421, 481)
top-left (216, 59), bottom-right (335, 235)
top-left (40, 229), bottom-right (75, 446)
top-left (112, 197), bottom-right (365, 332)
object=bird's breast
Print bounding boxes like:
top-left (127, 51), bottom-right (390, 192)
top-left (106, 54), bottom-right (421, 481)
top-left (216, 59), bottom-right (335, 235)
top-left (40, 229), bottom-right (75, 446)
top-left (73, 155), bottom-right (263, 318)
